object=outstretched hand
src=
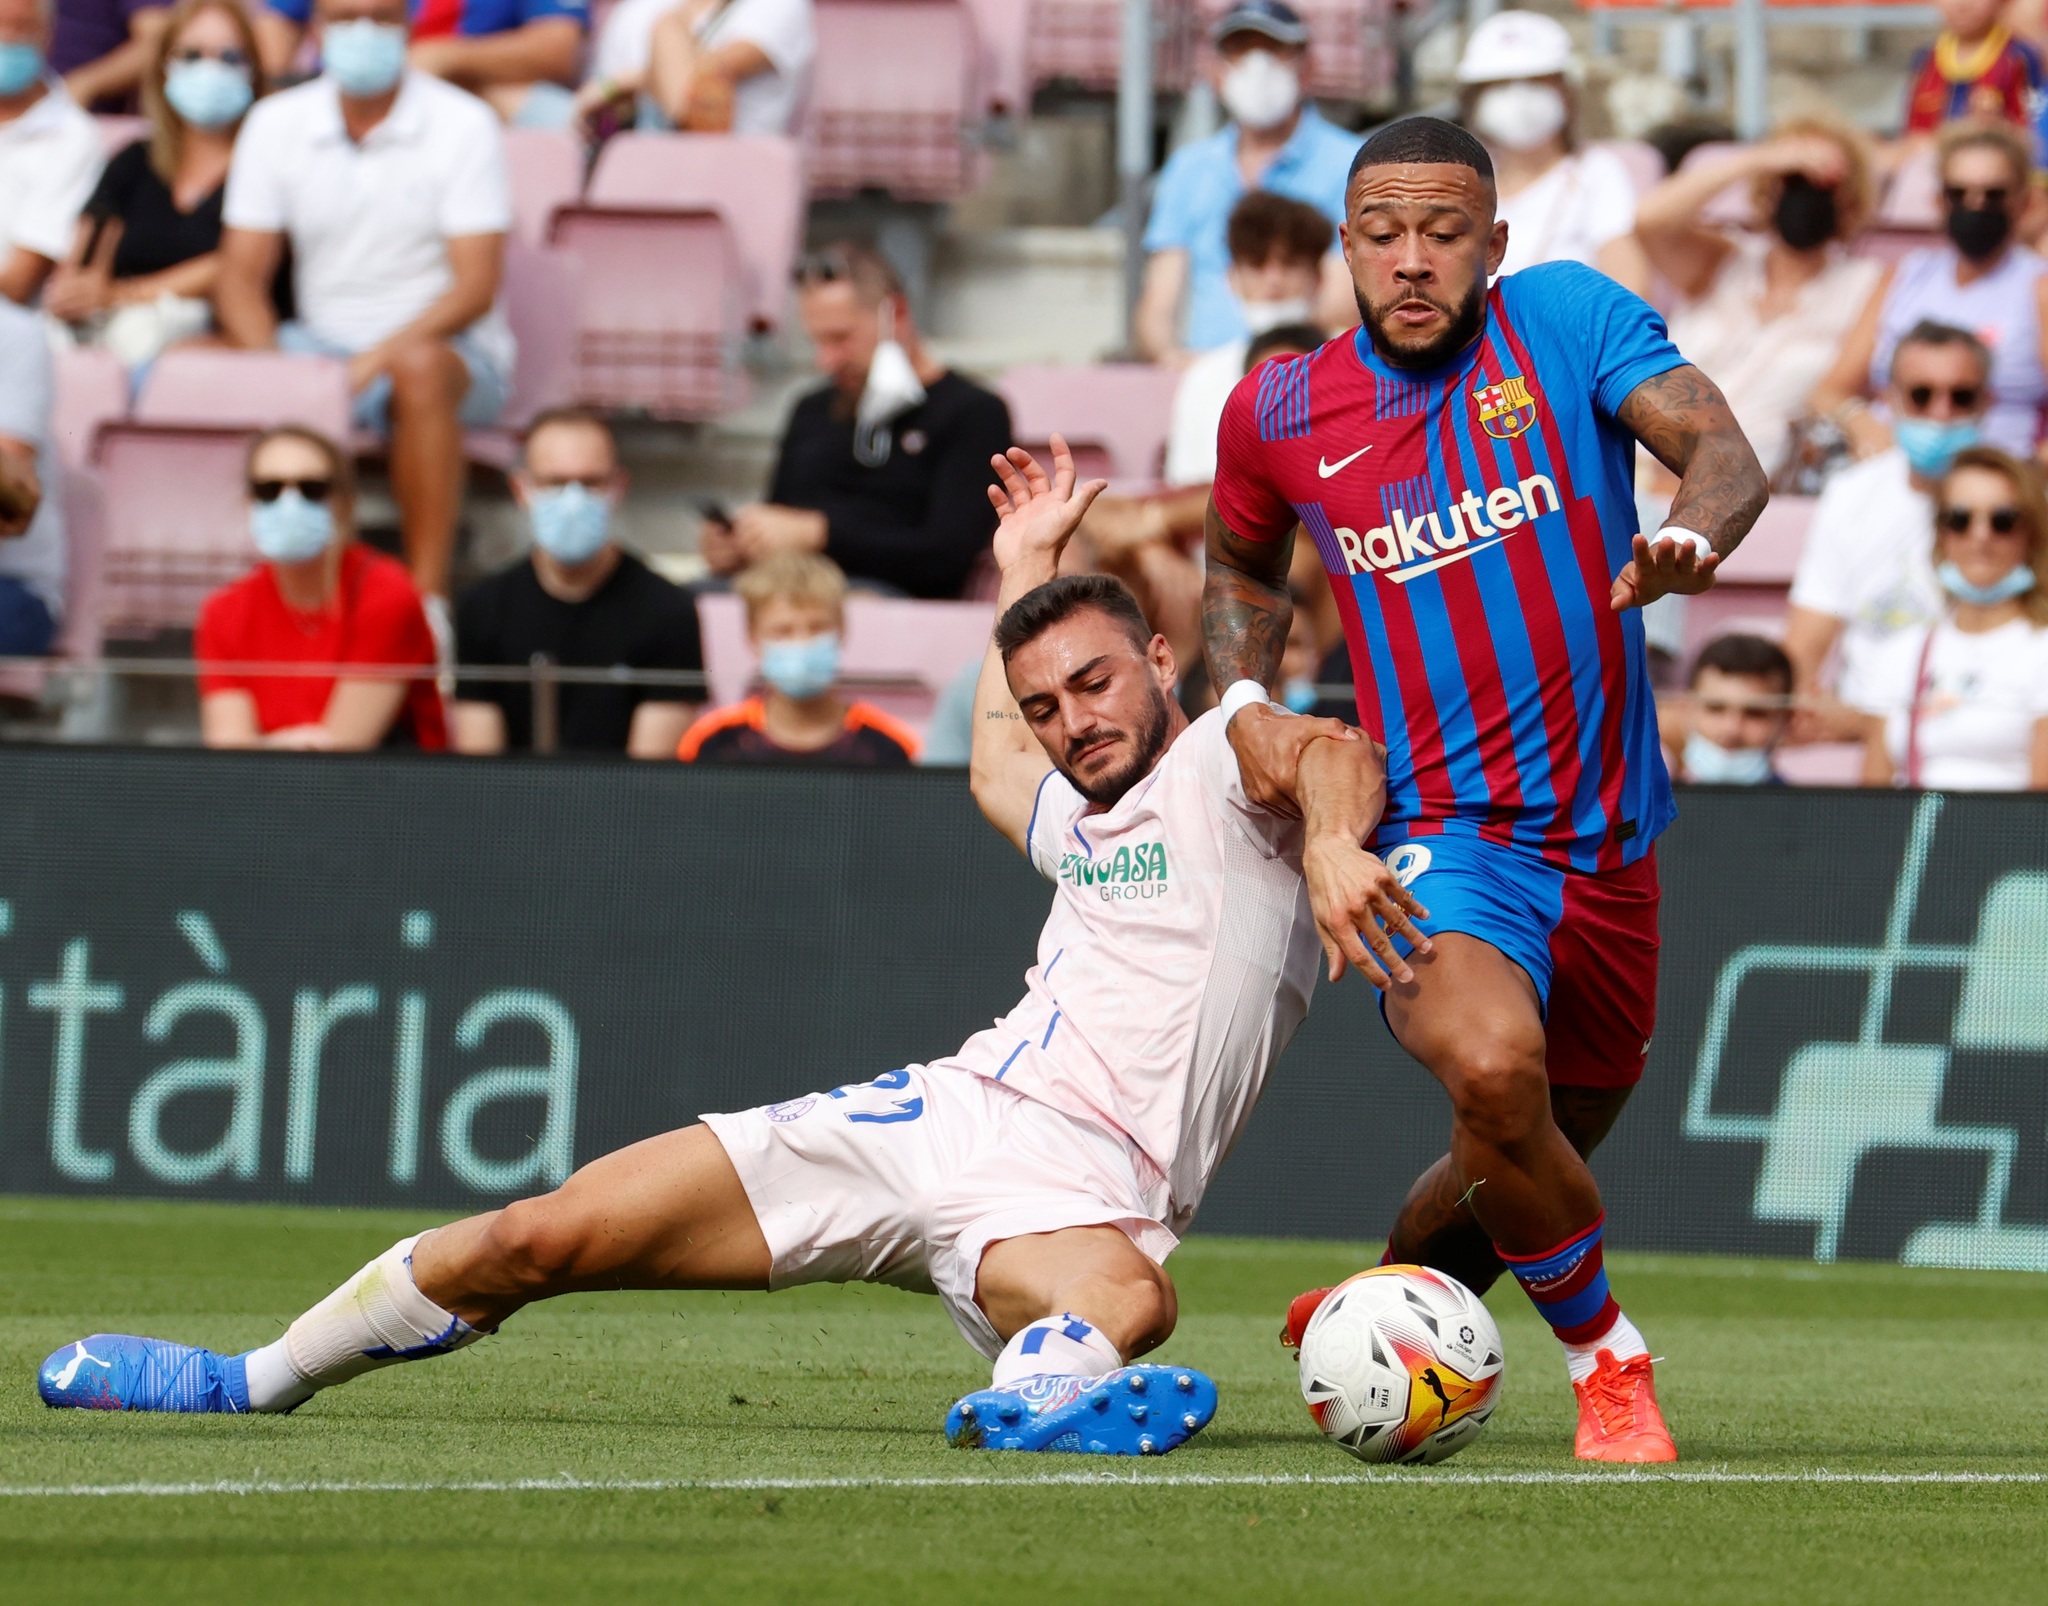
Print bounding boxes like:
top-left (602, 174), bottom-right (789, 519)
top-left (1610, 532), bottom-right (1722, 612)
top-left (1302, 839), bottom-right (1431, 988)
top-left (987, 434), bottom-right (1108, 577)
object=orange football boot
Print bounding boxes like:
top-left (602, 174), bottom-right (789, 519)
top-left (1572, 1350), bottom-right (1677, 1463)
top-left (1279, 1287), bottom-right (1334, 1353)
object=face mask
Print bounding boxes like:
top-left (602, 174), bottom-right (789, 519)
top-left (758, 632), bottom-right (841, 701)
top-left (1219, 50), bottom-right (1300, 132)
top-left (1280, 675), bottom-right (1319, 714)
top-left (1772, 175), bottom-right (1838, 252)
top-left (250, 489), bottom-right (335, 563)
top-left (1683, 731), bottom-right (1774, 785)
top-left (1946, 202), bottom-right (2011, 262)
top-left (323, 19), bottom-right (408, 98)
top-left (0, 40), bottom-right (44, 97)
top-left (1937, 557), bottom-right (2038, 604)
top-left (164, 57), bottom-right (254, 128)
top-left (1242, 295), bottom-right (1315, 335)
top-left (1893, 416), bottom-right (1981, 478)
top-left (527, 482), bottom-right (612, 564)
top-left (1471, 81), bottom-right (1568, 152)
top-left (854, 301), bottom-right (926, 468)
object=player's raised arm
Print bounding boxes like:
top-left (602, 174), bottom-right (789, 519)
top-left (968, 437), bottom-right (1107, 853)
top-left (1612, 362), bottom-right (1769, 613)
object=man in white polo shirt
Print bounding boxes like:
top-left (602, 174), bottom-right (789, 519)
top-left (216, 0), bottom-right (514, 608)
top-left (0, 0), bottom-right (105, 305)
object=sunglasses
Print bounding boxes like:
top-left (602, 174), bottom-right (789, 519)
top-left (169, 46), bottom-right (250, 67)
top-left (1939, 504), bottom-right (2023, 535)
top-left (1906, 384), bottom-right (1981, 410)
top-left (1944, 185), bottom-right (2010, 209)
top-left (250, 477), bottom-right (334, 503)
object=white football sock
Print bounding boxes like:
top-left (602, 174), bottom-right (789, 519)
top-left (1562, 1311), bottom-right (1648, 1385)
top-left (990, 1313), bottom-right (1123, 1387)
top-left (247, 1233), bottom-right (485, 1410)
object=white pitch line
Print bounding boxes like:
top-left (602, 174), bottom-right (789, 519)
top-left (0, 1471), bottom-right (2041, 1498)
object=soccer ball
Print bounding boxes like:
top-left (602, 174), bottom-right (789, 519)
top-left (1296, 1265), bottom-right (1504, 1465)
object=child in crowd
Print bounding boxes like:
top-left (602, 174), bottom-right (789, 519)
top-left (677, 551), bottom-right (918, 766)
top-left (1665, 634), bottom-right (1795, 786)
top-left (1903, 0), bottom-right (2045, 148)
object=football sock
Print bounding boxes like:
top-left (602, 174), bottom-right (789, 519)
top-left (243, 1233), bottom-right (485, 1411)
top-left (989, 1313), bottom-right (1123, 1387)
top-left (1497, 1213), bottom-right (1642, 1382)
top-left (1562, 1311), bottom-right (1648, 1385)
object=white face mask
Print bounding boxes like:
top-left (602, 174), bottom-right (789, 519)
top-left (1220, 49), bottom-right (1301, 132)
top-left (1241, 295), bottom-right (1315, 334)
top-left (1682, 731), bottom-right (1775, 786)
top-left (855, 299), bottom-right (927, 467)
top-left (1472, 81), bottom-right (1569, 152)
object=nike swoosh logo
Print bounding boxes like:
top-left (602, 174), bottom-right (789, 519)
top-left (1317, 446), bottom-right (1372, 478)
top-left (52, 1342), bottom-right (107, 1389)
top-left (1383, 533), bottom-right (1515, 584)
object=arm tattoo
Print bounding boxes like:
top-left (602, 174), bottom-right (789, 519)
top-left (1616, 363), bottom-right (1769, 559)
top-left (1201, 498), bottom-right (1294, 690)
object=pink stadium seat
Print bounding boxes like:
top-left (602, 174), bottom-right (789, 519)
top-left (550, 204), bottom-right (748, 418)
top-left (697, 593), bottom-right (996, 734)
top-left (1674, 495), bottom-right (1817, 668)
top-left (963, 0), bottom-right (1030, 113)
top-left (50, 345), bottom-right (128, 472)
top-left (92, 114), bottom-right (149, 155)
top-left (502, 125), bottom-right (585, 250)
top-left (445, 243), bottom-right (585, 470)
top-left (585, 133), bottom-right (805, 331)
top-left (809, 1), bottom-right (983, 201)
top-left (998, 363), bottom-right (1182, 483)
top-left (1878, 145), bottom-right (1941, 229)
top-left (1031, 0), bottom-right (1195, 93)
top-left (134, 348), bottom-right (352, 437)
top-left (1850, 227), bottom-right (1939, 268)
top-left (1601, 138), bottom-right (1666, 196)
top-left (1775, 742), bottom-right (1867, 787)
top-left (1193, 0), bottom-right (1393, 101)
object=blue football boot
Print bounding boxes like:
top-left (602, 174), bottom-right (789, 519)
top-left (38, 1335), bottom-right (251, 1413)
top-left (945, 1365), bottom-right (1217, 1454)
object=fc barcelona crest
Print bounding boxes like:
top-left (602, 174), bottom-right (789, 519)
top-left (1473, 375), bottom-right (1538, 440)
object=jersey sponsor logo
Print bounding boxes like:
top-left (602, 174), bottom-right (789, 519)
top-left (1060, 841), bottom-right (1170, 900)
top-left (1317, 445), bottom-right (1373, 478)
top-left (1473, 374), bottom-right (1539, 440)
top-left (1330, 473), bottom-right (1560, 585)
top-left (764, 1097), bottom-right (815, 1123)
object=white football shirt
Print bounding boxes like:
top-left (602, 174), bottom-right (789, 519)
top-left (937, 709), bottom-right (1323, 1234)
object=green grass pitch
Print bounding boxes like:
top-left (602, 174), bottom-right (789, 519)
top-left (3, 1196), bottom-right (2045, 1604)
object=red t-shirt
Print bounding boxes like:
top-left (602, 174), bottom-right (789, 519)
top-left (196, 544), bottom-right (448, 749)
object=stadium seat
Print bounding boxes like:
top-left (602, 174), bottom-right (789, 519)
top-left (809, 0), bottom-right (983, 201)
top-left (50, 344), bottom-right (128, 472)
top-left (1192, 0), bottom-right (1393, 101)
top-left (1601, 138), bottom-right (1666, 196)
top-left (696, 593), bottom-right (996, 734)
top-left (435, 242), bottom-right (586, 470)
top-left (998, 362), bottom-right (1182, 485)
top-left (502, 125), bottom-right (586, 251)
top-left (1676, 494), bottom-right (1814, 670)
top-left (585, 133), bottom-right (805, 332)
top-left (549, 203), bottom-right (748, 419)
top-left (963, 0), bottom-right (1031, 113)
top-left (1030, 0), bottom-right (1195, 92)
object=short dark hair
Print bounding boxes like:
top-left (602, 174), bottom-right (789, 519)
top-left (521, 405), bottom-right (616, 461)
top-left (1689, 633), bottom-right (1793, 696)
top-left (1347, 116), bottom-right (1495, 194)
top-left (1891, 318), bottom-right (1992, 384)
top-left (1246, 323), bottom-right (1325, 369)
top-left (995, 574), bottom-right (1152, 664)
top-left (1226, 190), bottom-right (1334, 270)
top-left (794, 240), bottom-right (903, 307)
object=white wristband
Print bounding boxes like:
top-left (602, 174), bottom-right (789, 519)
top-left (1653, 525), bottom-right (1714, 560)
top-left (1219, 678), bottom-right (1273, 723)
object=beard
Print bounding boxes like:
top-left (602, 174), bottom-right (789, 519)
top-left (1356, 275), bottom-right (1488, 370)
top-left (1062, 686), bottom-right (1172, 807)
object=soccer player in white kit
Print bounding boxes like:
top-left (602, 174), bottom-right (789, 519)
top-left (38, 441), bottom-right (1428, 1456)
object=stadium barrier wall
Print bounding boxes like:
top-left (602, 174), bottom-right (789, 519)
top-left (0, 748), bottom-right (2043, 1272)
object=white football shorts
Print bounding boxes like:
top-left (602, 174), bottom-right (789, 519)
top-left (701, 1063), bottom-right (1177, 1358)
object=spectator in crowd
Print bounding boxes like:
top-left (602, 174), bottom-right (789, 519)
top-left (0, 292), bottom-right (66, 655)
top-left (677, 551), bottom-right (919, 765)
top-left (1134, 0), bottom-right (1358, 362)
top-left (1901, 0), bottom-right (2042, 149)
top-left (1787, 322), bottom-right (1990, 739)
top-left (1811, 121), bottom-right (2047, 459)
top-left (0, 0), bottom-right (106, 304)
top-left (1856, 444), bottom-right (2048, 789)
top-left (53, 0), bottom-right (163, 110)
top-left (1454, 9), bottom-right (1641, 289)
top-left (1631, 121), bottom-right (1881, 486)
top-left (572, 0), bottom-right (811, 136)
top-left (197, 424), bottom-right (447, 749)
top-left (262, 0), bottom-right (585, 122)
top-left (452, 409), bottom-right (705, 757)
top-left (702, 243), bottom-right (1011, 601)
top-left (217, 0), bottom-right (513, 612)
top-left (45, 0), bottom-right (267, 369)
top-left (1662, 634), bottom-right (1794, 785)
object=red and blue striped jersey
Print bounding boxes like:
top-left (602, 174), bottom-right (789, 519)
top-left (1211, 261), bottom-right (1685, 872)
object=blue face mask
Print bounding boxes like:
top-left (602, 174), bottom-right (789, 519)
top-left (250, 489), bottom-right (335, 563)
top-left (0, 40), bottom-right (45, 97)
top-left (1937, 558), bottom-right (2037, 605)
top-left (322, 19), bottom-right (408, 98)
top-left (758, 632), bottom-right (841, 701)
top-left (1683, 731), bottom-right (1775, 786)
top-left (164, 57), bottom-right (253, 128)
top-left (527, 482), bottom-right (612, 564)
top-left (1280, 676), bottom-right (1319, 714)
top-left (1894, 417), bottom-right (1982, 478)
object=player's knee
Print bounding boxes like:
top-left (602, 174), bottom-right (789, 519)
top-left (387, 338), bottom-right (464, 401)
top-left (1444, 1039), bottom-right (1551, 1147)
top-left (479, 1197), bottom-right (585, 1293)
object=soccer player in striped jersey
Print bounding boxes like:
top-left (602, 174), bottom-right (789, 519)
top-left (1204, 117), bottom-right (1768, 1462)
